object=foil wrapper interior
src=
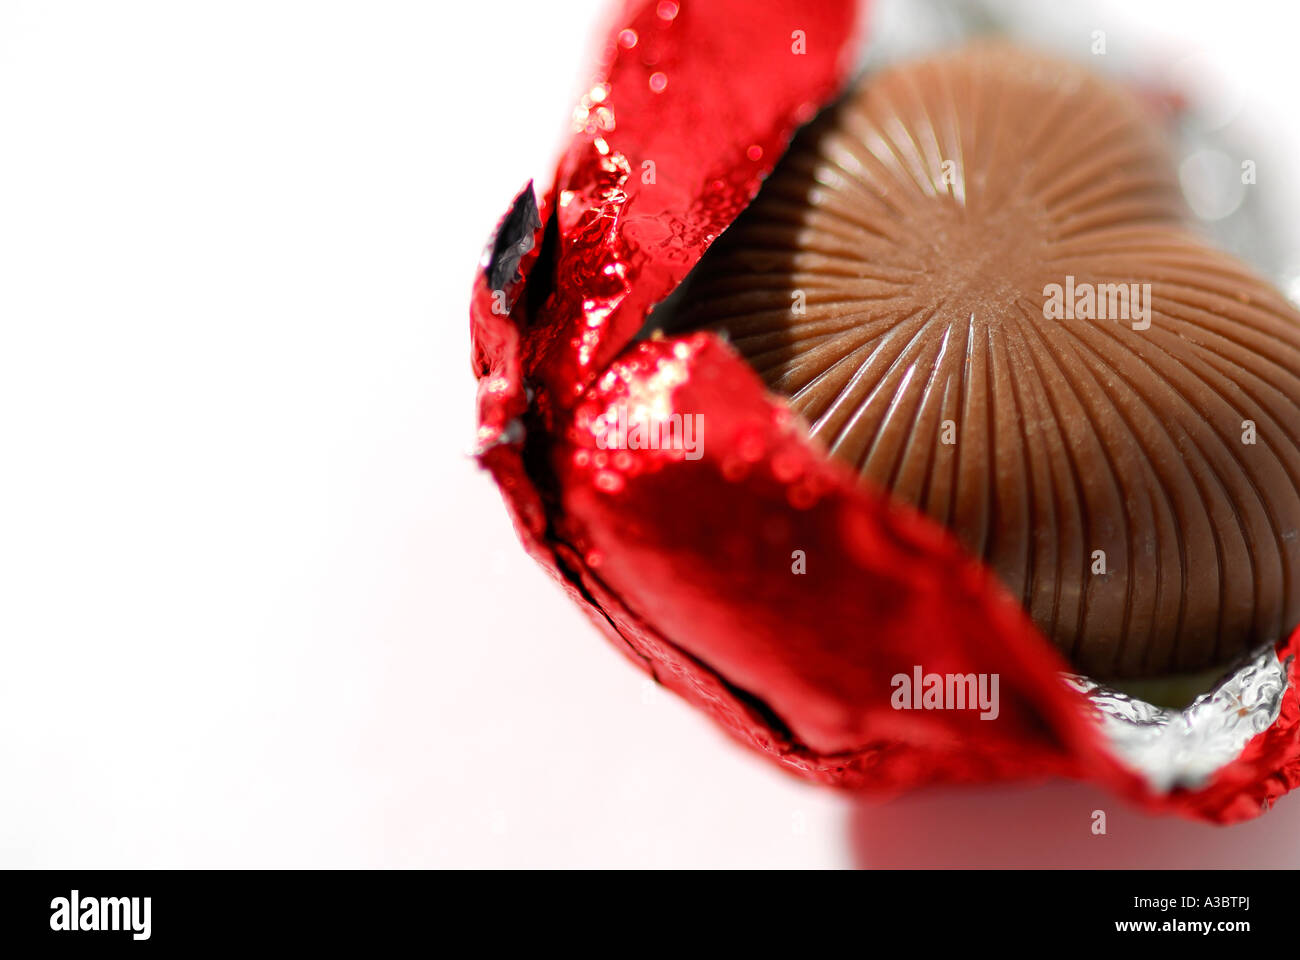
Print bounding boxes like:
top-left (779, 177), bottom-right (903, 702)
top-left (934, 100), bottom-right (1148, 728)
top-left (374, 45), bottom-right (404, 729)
top-left (1067, 648), bottom-right (1292, 794)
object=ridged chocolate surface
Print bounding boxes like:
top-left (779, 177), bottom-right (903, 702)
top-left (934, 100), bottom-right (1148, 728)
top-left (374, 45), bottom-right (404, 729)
top-left (677, 45), bottom-right (1300, 678)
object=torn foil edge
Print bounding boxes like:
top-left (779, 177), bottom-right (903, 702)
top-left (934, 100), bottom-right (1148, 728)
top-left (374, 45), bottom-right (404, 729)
top-left (1064, 647), bottom-right (1290, 793)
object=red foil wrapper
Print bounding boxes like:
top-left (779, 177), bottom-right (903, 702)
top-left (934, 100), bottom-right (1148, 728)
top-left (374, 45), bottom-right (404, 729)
top-left (470, 0), bottom-right (1300, 823)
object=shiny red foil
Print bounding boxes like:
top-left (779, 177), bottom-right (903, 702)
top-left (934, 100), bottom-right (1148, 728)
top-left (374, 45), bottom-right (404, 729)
top-left (470, 0), bottom-right (1300, 823)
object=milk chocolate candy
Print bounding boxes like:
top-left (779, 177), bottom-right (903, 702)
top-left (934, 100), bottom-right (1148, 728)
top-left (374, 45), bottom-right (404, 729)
top-left (677, 44), bottom-right (1300, 679)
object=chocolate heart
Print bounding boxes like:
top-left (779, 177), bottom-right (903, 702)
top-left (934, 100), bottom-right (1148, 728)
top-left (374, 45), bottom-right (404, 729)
top-left (677, 44), bottom-right (1300, 679)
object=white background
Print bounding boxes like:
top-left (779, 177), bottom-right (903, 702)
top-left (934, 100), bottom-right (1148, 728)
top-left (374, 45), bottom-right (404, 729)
top-left (3, 0), bottom-right (1300, 868)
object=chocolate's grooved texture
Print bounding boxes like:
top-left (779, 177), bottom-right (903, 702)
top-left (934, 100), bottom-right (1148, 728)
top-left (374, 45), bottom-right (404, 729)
top-left (678, 45), bottom-right (1300, 678)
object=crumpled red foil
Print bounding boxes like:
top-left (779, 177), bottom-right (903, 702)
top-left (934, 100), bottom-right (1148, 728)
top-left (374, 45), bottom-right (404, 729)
top-left (470, 0), bottom-right (1300, 823)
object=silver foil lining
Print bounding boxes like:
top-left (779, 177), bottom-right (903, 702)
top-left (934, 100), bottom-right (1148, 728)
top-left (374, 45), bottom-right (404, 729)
top-left (1064, 648), bottom-right (1291, 793)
